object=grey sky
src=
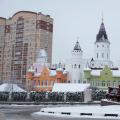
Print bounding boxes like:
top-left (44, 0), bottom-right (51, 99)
top-left (1, 0), bottom-right (120, 64)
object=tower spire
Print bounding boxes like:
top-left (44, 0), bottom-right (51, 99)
top-left (77, 36), bottom-right (79, 42)
top-left (102, 12), bottom-right (104, 23)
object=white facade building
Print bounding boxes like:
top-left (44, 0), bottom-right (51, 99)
top-left (67, 19), bottom-right (117, 84)
top-left (67, 41), bottom-right (84, 83)
top-left (90, 21), bottom-right (113, 68)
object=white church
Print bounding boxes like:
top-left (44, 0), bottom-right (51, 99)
top-left (66, 19), bottom-right (120, 88)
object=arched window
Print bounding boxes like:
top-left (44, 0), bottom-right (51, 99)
top-left (107, 53), bottom-right (109, 59)
top-left (102, 53), bottom-right (104, 58)
top-left (42, 80), bottom-right (44, 86)
top-left (102, 81), bottom-right (105, 86)
top-left (97, 53), bottom-right (98, 59)
top-left (33, 80), bottom-right (36, 86)
top-left (107, 81), bottom-right (110, 86)
top-left (36, 68), bottom-right (37, 72)
top-left (38, 80), bottom-right (40, 86)
top-left (74, 64), bottom-right (77, 68)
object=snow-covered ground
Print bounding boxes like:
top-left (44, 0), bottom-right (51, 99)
top-left (32, 105), bottom-right (120, 119)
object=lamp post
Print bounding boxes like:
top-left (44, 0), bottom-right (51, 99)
top-left (9, 71), bottom-right (14, 101)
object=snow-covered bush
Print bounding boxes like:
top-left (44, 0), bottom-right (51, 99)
top-left (0, 92), bottom-right (9, 101)
top-left (29, 92), bottom-right (46, 102)
top-left (48, 92), bottom-right (64, 102)
top-left (66, 92), bottom-right (84, 102)
top-left (92, 90), bottom-right (106, 101)
top-left (11, 92), bottom-right (27, 101)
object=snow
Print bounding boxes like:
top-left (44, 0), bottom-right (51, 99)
top-left (33, 105), bottom-right (120, 119)
top-left (50, 70), bottom-right (56, 76)
top-left (27, 66), bottom-right (34, 73)
top-left (52, 83), bottom-right (90, 92)
top-left (56, 68), bottom-right (63, 71)
top-left (84, 67), bottom-right (91, 71)
top-left (34, 72), bottom-right (41, 77)
top-left (63, 70), bottom-right (67, 74)
top-left (0, 83), bottom-right (26, 92)
top-left (91, 69), bottom-right (120, 77)
top-left (112, 70), bottom-right (120, 77)
top-left (91, 70), bottom-right (101, 76)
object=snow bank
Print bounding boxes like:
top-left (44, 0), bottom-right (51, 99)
top-left (0, 83), bottom-right (26, 92)
top-left (32, 105), bottom-right (120, 119)
top-left (52, 83), bottom-right (90, 92)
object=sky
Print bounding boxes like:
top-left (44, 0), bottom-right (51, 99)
top-left (0, 0), bottom-right (120, 64)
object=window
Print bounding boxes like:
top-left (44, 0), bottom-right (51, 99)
top-left (102, 45), bottom-right (104, 47)
top-left (79, 64), bottom-right (80, 68)
top-left (44, 80), bottom-right (48, 86)
top-left (102, 81), bottom-right (105, 86)
top-left (113, 81), bottom-right (116, 87)
top-left (107, 81), bottom-right (110, 86)
top-left (38, 80), bottom-right (40, 86)
top-left (42, 80), bottom-right (44, 86)
top-left (51, 81), bottom-right (54, 86)
top-left (97, 53), bottom-right (98, 59)
top-left (107, 53), bottom-right (109, 59)
top-left (33, 80), bottom-right (36, 86)
top-left (78, 80), bottom-right (80, 83)
top-left (102, 53), bottom-right (104, 58)
top-left (97, 45), bottom-right (99, 48)
top-left (36, 68), bottom-right (37, 73)
top-left (74, 64), bottom-right (77, 68)
top-left (97, 81), bottom-right (99, 86)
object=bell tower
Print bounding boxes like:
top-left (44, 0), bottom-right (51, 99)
top-left (71, 40), bottom-right (83, 83)
top-left (93, 18), bottom-right (112, 68)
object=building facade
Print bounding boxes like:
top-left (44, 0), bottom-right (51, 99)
top-left (0, 11), bottom-right (53, 87)
top-left (67, 19), bottom-right (120, 89)
top-left (84, 66), bottom-right (120, 90)
top-left (67, 41), bottom-right (83, 83)
top-left (83, 20), bottom-right (119, 90)
top-left (27, 65), bottom-right (67, 92)
top-left (0, 17), bottom-right (6, 84)
top-left (90, 20), bottom-right (113, 68)
top-left (26, 49), bottom-right (67, 92)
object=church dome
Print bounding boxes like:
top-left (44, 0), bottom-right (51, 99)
top-left (37, 49), bottom-right (47, 58)
top-left (36, 49), bottom-right (47, 62)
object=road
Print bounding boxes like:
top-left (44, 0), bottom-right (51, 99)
top-left (0, 105), bottom-right (118, 120)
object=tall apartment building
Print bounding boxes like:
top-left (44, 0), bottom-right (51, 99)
top-left (0, 11), bottom-right (53, 87)
top-left (0, 17), bottom-right (5, 84)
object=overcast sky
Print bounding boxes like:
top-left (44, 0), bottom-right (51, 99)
top-left (1, 0), bottom-right (120, 64)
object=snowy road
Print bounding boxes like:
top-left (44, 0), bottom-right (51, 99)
top-left (0, 104), bottom-right (119, 120)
